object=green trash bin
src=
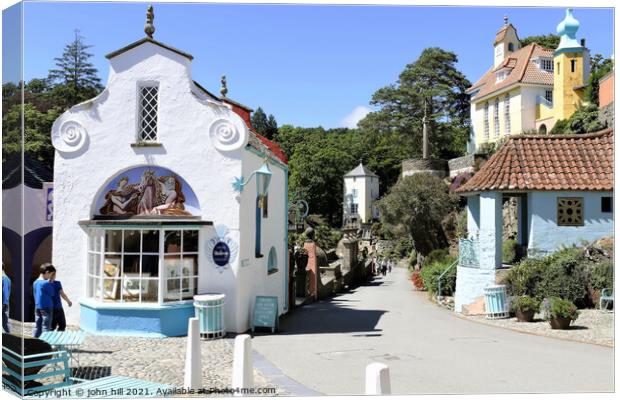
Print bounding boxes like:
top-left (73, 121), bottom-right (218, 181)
top-left (194, 294), bottom-right (226, 339)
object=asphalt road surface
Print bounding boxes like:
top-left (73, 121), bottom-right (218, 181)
top-left (251, 266), bottom-right (614, 395)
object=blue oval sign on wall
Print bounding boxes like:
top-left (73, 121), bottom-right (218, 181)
top-left (213, 242), bottom-right (231, 266)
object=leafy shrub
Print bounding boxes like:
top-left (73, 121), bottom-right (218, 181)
top-left (424, 248), bottom-right (449, 267)
top-left (537, 248), bottom-right (587, 305)
top-left (504, 247), bottom-right (588, 306)
top-left (503, 257), bottom-right (546, 298)
top-left (502, 239), bottom-right (518, 264)
top-left (544, 297), bottom-right (579, 321)
top-left (449, 173), bottom-right (472, 192)
top-left (455, 209), bottom-right (468, 239)
top-left (590, 260), bottom-right (613, 290)
top-left (511, 295), bottom-right (540, 313)
top-left (419, 256), bottom-right (457, 296)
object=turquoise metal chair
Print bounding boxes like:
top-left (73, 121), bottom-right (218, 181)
top-left (2, 346), bottom-right (72, 396)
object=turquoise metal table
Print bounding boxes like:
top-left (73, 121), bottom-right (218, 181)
top-left (40, 330), bottom-right (86, 369)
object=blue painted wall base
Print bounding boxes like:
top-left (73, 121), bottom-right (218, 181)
top-left (80, 301), bottom-right (195, 337)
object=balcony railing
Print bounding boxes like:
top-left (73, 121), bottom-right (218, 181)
top-left (536, 96), bottom-right (553, 108)
top-left (458, 237), bottom-right (480, 268)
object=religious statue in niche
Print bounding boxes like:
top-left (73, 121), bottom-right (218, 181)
top-left (99, 169), bottom-right (191, 216)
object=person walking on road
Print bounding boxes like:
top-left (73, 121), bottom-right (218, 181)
top-left (387, 259), bottom-right (393, 273)
top-left (33, 264), bottom-right (55, 338)
top-left (48, 266), bottom-right (72, 331)
top-left (2, 263), bottom-right (10, 333)
top-left (381, 259), bottom-right (388, 276)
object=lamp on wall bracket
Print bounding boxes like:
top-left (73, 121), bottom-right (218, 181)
top-left (232, 160), bottom-right (273, 197)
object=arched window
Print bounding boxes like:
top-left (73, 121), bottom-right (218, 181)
top-left (484, 102), bottom-right (490, 139)
top-left (494, 97), bottom-right (500, 137)
top-left (508, 42), bottom-right (514, 52)
top-left (504, 94), bottom-right (511, 134)
top-left (539, 124), bottom-right (547, 135)
top-left (268, 247), bottom-right (278, 274)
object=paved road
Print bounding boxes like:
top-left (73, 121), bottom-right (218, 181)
top-left (252, 267), bottom-right (614, 395)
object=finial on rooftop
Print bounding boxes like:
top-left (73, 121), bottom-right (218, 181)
top-left (504, 15), bottom-right (508, 25)
top-left (145, 5), bottom-right (155, 39)
top-left (220, 75), bottom-right (228, 98)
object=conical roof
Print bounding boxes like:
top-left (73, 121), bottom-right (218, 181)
top-left (344, 163), bottom-right (378, 178)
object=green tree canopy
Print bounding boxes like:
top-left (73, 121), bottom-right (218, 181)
top-left (377, 173), bottom-right (457, 257)
top-left (520, 34), bottom-right (560, 49)
top-left (288, 134), bottom-right (355, 226)
top-left (251, 107), bottom-right (279, 139)
top-left (3, 31), bottom-right (103, 171)
top-left (48, 29), bottom-right (103, 108)
top-left (2, 103), bottom-right (63, 167)
top-left (584, 54), bottom-right (614, 105)
top-left (359, 47), bottom-right (471, 160)
top-left (550, 104), bottom-right (605, 135)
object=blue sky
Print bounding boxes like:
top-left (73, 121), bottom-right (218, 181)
top-left (5, 2), bottom-right (615, 128)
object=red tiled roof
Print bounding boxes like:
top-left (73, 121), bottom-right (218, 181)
top-left (456, 129), bottom-right (614, 193)
top-left (251, 130), bottom-right (288, 165)
top-left (467, 44), bottom-right (554, 100)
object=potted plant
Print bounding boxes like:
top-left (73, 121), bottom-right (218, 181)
top-left (543, 297), bottom-right (579, 329)
top-left (511, 295), bottom-right (540, 322)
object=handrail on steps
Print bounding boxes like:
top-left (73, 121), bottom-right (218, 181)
top-left (437, 259), bottom-right (458, 300)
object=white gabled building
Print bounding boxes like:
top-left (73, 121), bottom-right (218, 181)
top-left (50, 7), bottom-right (289, 337)
top-left (343, 163), bottom-right (380, 227)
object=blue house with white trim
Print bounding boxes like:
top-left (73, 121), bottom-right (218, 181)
top-left (454, 129), bottom-right (613, 313)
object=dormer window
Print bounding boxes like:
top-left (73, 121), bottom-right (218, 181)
top-left (495, 70), bottom-right (510, 83)
top-left (540, 59), bottom-right (554, 72)
top-left (138, 83), bottom-right (159, 142)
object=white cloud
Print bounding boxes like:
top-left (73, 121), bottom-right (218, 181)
top-left (339, 106), bottom-right (371, 129)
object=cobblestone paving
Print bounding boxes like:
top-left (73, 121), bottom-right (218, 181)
top-left (463, 309), bottom-right (614, 347)
top-left (8, 322), bottom-right (286, 396)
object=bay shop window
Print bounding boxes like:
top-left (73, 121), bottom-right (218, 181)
top-left (87, 227), bottom-right (199, 304)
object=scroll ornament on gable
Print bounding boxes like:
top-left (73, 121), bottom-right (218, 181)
top-left (208, 115), bottom-right (249, 152)
top-left (52, 120), bottom-right (89, 153)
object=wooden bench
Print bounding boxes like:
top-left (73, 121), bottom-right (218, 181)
top-left (600, 288), bottom-right (614, 311)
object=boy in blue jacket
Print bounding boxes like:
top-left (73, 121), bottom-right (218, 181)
top-left (33, 263), bottom-right (55, 338)
top-left (48, 266), bottom-right (72, 331)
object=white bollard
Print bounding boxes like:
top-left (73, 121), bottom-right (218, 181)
top-left (184, 317), bottom-right (202, 390)
top-left (232, 334), bottom-right (253, 396)
top-left (365, 362), bottom-right (391, 395)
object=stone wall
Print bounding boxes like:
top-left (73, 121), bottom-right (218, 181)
top-left (401, 159), bottom-right (448, 178)
top-left (447, 154), bottom-right (489, 178)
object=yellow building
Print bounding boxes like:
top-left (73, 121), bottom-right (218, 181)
top-left (536, 9), bottom-right (590, 133)
top-left (467, 10), bottom-right (590, 151)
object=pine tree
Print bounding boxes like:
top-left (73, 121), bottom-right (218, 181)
top-left (48, 30), bottom-right (103, 108)
top-left (266, 114), bottom-right (278, 140)
top-left (251, 107), bottom-right (269, 137)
